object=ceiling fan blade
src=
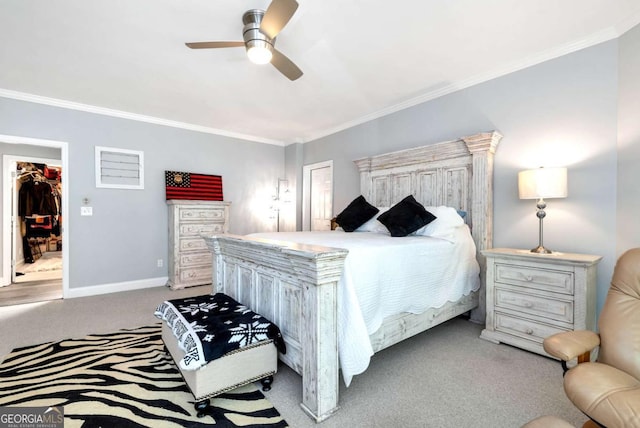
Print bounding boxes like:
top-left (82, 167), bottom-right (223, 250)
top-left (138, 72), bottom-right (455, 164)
top-left (185, 41), bottom-right (245, 49)
top-left (260, 0), bottom-right (299, 40)
top-left (271, 49), bottom-right (303, 81)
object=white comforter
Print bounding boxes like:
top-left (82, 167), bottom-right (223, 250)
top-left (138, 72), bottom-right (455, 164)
top-left (248, 226), bottom-right (480, 386)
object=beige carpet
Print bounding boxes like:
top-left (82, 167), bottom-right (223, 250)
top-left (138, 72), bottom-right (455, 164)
top-left (0, 285), bottom-right (589, 428)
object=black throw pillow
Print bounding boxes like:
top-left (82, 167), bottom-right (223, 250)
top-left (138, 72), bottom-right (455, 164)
top-left (335, 195), bottom-right (379, 232)
top-left (377, 195), bottom-right (436, 237)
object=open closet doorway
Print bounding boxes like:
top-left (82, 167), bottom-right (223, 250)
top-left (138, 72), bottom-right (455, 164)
top-left (1, 135), bottom-right (69, 306)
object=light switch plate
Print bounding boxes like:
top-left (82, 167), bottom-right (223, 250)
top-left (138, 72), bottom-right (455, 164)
top-left (81, 206), bottom-right (93, 216)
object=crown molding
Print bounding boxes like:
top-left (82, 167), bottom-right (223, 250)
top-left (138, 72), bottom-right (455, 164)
top-left (298, 23), bottom-right (628, 144)
top-left (615, 9), bottom-right (640, 36)
top-left (0, 88), bottom-right (285, 147)
top-left (3, 16), bottom-right (638, 147)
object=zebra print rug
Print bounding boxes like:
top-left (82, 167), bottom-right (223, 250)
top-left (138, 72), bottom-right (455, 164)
top-left (0, 324), bottom-right (288, 427)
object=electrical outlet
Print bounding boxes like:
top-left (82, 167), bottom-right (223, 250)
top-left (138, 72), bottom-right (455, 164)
top-left (80, 206), bottom-right (93, 216)
top-left (157, 259), bottom-right (163, 268)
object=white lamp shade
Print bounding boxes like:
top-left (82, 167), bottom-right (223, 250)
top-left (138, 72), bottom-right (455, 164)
top-left (518, 167), bottom-right (568, 200)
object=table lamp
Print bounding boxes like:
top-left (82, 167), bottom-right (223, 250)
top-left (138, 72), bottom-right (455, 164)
top-left (518, 167), bottom-right (567, 254)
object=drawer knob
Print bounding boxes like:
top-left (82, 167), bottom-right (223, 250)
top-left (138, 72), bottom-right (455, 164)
top-left (525, 328), bottom-right (534, 335)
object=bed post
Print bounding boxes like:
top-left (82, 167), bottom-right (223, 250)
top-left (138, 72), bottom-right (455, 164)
top-left (357, 157), bottom-right (373, 202)
top-left (208, 237), bottom-right (223, 293)
top-left (461, 131), bottom-right (502, 324)
top-left (285, 248), bottom-right (347, 422)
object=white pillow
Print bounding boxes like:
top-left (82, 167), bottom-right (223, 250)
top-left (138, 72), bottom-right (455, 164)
top-left (414, 206), bottom-right (464, 237)
top-left (355, 207), bottom-right (390, 233)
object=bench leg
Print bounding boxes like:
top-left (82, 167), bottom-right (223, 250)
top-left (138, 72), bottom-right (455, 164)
top-left (194, 398), bottom-right (210, 418)
top-left (261, 375), bottom-right (273, 391)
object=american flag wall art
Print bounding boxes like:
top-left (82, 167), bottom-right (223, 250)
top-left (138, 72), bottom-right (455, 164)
top-left (165, 171), bottom-right (223, 201)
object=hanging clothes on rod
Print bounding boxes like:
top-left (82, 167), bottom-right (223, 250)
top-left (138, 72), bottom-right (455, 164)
top-left (17, 162), bottom-right (61, 263)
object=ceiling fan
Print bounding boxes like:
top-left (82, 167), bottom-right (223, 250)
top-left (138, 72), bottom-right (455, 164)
top-left (186, 0), bottom-right (303, 81)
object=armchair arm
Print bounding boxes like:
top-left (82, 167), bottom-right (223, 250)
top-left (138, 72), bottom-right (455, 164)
top-left (543, 330), bottom-right (600, 362)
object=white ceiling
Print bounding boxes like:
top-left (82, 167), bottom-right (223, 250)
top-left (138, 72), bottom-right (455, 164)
top-left (2, 1), bottom-right (639, 145)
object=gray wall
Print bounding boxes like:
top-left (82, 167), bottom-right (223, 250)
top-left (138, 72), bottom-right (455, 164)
top-left (300, 40), bottom-right (621, 317)
top-left (0, 98), bottom-right (284, 290)
top-left (2, 25), bottom-right (637, 314)
top-left (617, 24), bottom-right (640, 256)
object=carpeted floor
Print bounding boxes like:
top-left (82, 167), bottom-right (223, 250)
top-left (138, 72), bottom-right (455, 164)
top-left (0, 324), bottom-right (287, 428)
top-left (0, 285), bottom-right (589, 427)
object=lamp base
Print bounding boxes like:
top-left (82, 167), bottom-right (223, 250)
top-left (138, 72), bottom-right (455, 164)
top-left (530, 245), bottom-right (552, 254)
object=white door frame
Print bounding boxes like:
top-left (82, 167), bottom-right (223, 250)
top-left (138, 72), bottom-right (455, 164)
top-left (4, 154), bottom-right (60, 283)
top-left (302, 160), bottom-right (333, 231)
top-left (1, 135), bottom-right (69, 298)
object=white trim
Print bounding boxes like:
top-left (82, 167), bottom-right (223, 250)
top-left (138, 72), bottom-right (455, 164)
top-left (616, 8), bottom-right (640, 37)
top-left (65, 276), bottom-right (169, 299)
top-left (2, 154), bottom-right (60, 286)
top-left (0, 89), bottom-right (285, 147)
top-left (302, 160), bottom-right (333, 231)
top-left (2, 19), bottom-right (637, 146)
top-left (0, 134), bottom-right (69, 298)
top-left (298, 26), bottom-right (626, 143)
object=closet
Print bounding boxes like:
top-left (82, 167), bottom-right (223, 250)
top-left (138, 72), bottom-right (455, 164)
top-left (17, 162), bottom-right (62, 266)
top-left (0, 160), bottom-right (64, 305)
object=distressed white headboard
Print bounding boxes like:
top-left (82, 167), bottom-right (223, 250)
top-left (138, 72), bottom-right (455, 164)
top-left (353, 131), bottom-right (502, 322)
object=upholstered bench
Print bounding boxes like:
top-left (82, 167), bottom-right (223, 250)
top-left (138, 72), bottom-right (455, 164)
top-left (155, 293), bottom-right (285, 417)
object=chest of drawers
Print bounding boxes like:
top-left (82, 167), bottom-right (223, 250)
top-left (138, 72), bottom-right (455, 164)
top-left (480, 248), bottom-right (601, 357)
top-left (167, 200), bottom-right (230, 290)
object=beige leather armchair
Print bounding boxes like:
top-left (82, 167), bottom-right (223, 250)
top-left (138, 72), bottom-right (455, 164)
top-left (543, 248), bottom-right (640, 428)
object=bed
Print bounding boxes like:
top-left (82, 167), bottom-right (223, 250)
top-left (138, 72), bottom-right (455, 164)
top-left (203, 130), bottom-right (502, 422)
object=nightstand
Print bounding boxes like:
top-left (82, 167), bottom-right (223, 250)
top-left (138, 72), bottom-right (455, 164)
top-left (480, 248), bottom-right (602, 357)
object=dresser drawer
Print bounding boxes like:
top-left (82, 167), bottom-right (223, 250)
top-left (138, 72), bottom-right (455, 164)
top-left (179, 252), bottom-right (212, 267)
top-left (495, 263), bottom-right (573, 294)
top-left (179, 223), bottom-right (224, 236)
top-left (178, 266), bottom-right (213, 284)
top-left (179, 237), bottom-right (209, 252)
top-left (495, 288), bottom-right (573, 324)
top-left (495, 312), bottom-right (567, 344)
top-left (179, 208), bottom-right (225, 222)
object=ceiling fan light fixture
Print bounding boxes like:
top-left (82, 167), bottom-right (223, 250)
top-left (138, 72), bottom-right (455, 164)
top-left (185, 0), bottom-right (302, 80)
top-left (246, 41), bottom-right (273, 64)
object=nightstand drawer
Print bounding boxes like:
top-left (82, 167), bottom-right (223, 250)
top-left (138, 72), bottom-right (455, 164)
top-left (495, 263), bottom-right (573, 294)
top-left (495, 312), bottom-right (567, 344)
top-left (495, 288), bottom-right (573, 324)
top-left (179, 223), bottom-right (224, 236)
top-left (179, 208), bottom-right (225, 221)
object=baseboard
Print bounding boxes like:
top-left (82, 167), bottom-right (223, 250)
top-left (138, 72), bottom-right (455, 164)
top-left (66, 276), bottom-right (169, 299)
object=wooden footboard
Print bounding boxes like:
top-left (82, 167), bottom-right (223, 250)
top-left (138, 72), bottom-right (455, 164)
top-left (204, 234), bottom-right (348, 422)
